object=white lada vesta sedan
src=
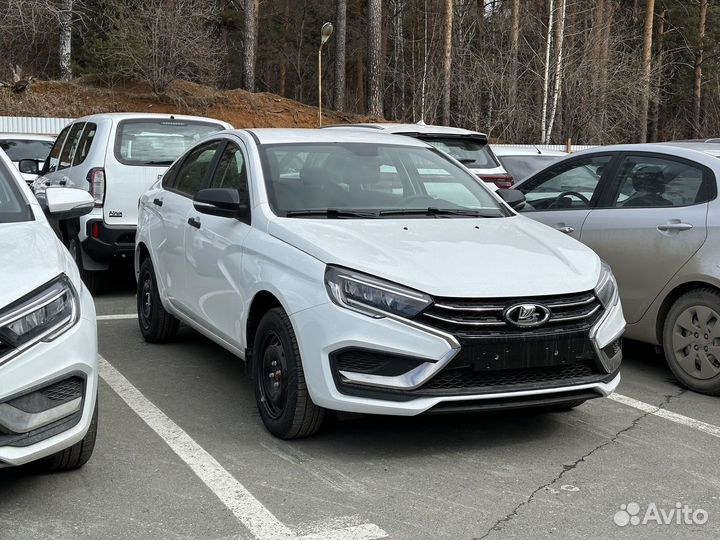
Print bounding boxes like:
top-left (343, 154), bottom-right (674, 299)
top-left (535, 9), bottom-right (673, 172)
top-left (135, 129), bottom-right (625, 439)
top-left (0, 149), bottom-right (98, 470)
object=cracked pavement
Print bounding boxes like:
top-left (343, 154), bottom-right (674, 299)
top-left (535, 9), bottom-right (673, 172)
top-left (1, 286), bottom-right (719, 540)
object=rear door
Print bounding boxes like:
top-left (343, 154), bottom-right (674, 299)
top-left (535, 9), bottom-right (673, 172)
top-left (516, 153), bottom-right (618, 241)
top-left (579, 152), bottom-right (713, 324)
top-left (184, 140), bottom-right (253, 344)
top-left (104, 118), bottom-right (227, 228)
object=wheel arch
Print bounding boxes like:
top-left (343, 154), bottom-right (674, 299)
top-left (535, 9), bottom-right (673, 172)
top-left (656, 280), bottom-right (720, 343)
top-left (245, 291), bottom-right (284, 356)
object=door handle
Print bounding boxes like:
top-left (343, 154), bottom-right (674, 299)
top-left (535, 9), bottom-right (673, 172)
top-left (555, 225), bottom-right (575, 234)
top-left (187, 217), bottom-right (201, 229)
top-left (153, 198), bottom-right (163, 207)
top-left (657, 222), bottom-right (693, 232)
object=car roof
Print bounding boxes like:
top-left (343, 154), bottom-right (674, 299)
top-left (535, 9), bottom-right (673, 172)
top-left (654, 141), bottom-right (720, 157)
top-left (241, 128), bottom-right (433, 147)
top-left (72, 112), bottom-right (233, 129)
top-left (0, 133), bottom-right (55, 142)
top-left (322, 122), bottom-right (487, 138)
top-left (491, 145), bottom-right (567, 157)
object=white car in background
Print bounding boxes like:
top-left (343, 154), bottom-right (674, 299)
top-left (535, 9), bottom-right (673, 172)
top-left (0, 148), bottom-right (98, 471)
top-left (323, 123), bottom-right (513, 190)
top-left (0, 133), bottom-right (55, 185)
top-left (38, 113), bottom-right (232, 292)
top-left (492, 146), bottom-right (567, 183)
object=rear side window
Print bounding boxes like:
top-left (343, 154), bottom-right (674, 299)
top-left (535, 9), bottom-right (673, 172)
top-left (73, 123), bottom-right (97, 166)
top-left (57, 123), bottom-right (86, 171)
top-left (416, 137), bottom-right (498, 169)
top-left (114, 119), bottom-right (226, 166)
top-left (173, 141), bottom-right (222, 197)
top-left (45, 125), bottom-right (71, 173)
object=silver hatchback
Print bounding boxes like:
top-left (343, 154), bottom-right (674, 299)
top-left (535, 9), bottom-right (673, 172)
top-left (515, 143), bottom-right (720, 395)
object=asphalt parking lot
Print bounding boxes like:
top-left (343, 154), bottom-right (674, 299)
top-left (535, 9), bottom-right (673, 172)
top-left (1, 275), bottom-right (719, 540)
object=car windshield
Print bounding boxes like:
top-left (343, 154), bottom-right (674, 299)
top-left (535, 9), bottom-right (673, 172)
top-left (260, 142), bottom-right (507, 218)
top-left (0, 158), bottom-right (33, 223)
top-left (0, 139), bottom-right (54, 161)
top-left (415, 137), bottom-right (498, 169)
top-left (499, 155), bottom-right (564, 181)
top-left (114, 119), bottom-right (226, 166)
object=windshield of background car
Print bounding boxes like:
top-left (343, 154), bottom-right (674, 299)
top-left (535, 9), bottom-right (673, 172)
top-left (260, 142), bottom-right (507, 217)
top-left (114, 119), bottom-right (226, 166)
top-left (416, 137), bottom-right (498, 169)
top-left (499, 155), bottom-right (564, 181)
top-left (0, 139), bottom-right (54, 161)
top-left (0, 158), bottom-right (33, 223)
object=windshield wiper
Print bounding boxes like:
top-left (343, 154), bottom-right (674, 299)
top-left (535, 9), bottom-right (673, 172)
top-left (458, 158), bottom-right (477, 165)
top-left (145, 160), bottom-right (174, 166)
top-left (379, 207), bottom-right (498, 218)
top-left (285, 209), bottom-right (379, 218)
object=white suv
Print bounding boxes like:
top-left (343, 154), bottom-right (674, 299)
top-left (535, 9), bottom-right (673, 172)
top-left (136, 129), bottom-right (625, 439)
top-left (39, 113), bottom-right (232, 292)
top-left (323, 123), bottom-right (512, 190)
top-left (0, 149), bottom-right (98, 470)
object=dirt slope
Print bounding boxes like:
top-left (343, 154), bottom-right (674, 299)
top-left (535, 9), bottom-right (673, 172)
top-left (0, 77), bottom-right (374, 128)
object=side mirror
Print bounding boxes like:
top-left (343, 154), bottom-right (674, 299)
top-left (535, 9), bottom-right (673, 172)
top-left (18, 159), bottom-right (40, 175)
top-left (42, 187), bottom-right (95, 219)
top-left (496, 188), bottom-right (526, 211)
top-left (193, 188), bottom-right (249, 221)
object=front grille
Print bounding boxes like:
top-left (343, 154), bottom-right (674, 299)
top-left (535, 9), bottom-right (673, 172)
top-left (40, 377), bottom-right (83, 402)
top-left (417, 290), bottom-right (603, 338)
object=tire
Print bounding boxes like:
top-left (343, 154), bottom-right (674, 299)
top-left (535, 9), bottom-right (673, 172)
top-left (35, 398), bottom-right (98, 472)
top-left (68, 235), bottom-right (101, 295)
top-left (137, 257), bottom-right (179, 343)
top-left (253, 308), bottom-right (326, 439)
top-left (663, 289), bottom-right (720, 396)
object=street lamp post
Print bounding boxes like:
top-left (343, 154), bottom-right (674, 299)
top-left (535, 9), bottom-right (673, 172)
top-left (318, 22), bottom-right (334, 127)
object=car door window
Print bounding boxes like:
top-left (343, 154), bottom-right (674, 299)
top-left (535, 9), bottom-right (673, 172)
top-left (72, 123), bottom-right (97, 166)
top-left (610, 155), bottom-right (713, 208)
top-left (44, 125), bottom-right (71, 173)
top-left (173, 141), bottom-right (222, 197)
top-left (519, 155), bottom-right (613, 211)
top-left (57, 122), bottom-right (85, 171)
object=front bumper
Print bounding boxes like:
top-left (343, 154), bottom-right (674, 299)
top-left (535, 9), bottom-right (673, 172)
top-left (291, 297), bottom-right (625, 416)
top-left (0, 285), bottom-right (98, 467)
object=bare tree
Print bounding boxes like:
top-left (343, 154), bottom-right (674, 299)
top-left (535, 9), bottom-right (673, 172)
top-left (693, 0), bottom-right (708, 137)
top-left (441, 0), bottom-right (453, 125)
top-left (59, 0), bottom-right (73, 80)
top-left (545, 0), bottom-right (566, 143)
top-left (334, 0), bottom-right (347, 111)
top-left (367, 0), bottom-right (383, 116)
top-left (639, 0), bottom-right (655, 142)
top-left (244, 0), bottom-right (257, 92)
top-left (508, 0), bottom-right (520, 110)
top-left (540, 0), bottom-right (555, 142)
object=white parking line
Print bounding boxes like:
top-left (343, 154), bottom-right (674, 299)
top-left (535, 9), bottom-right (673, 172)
top-left (97, 313), bottom-right (137, 321)
top-left (610, 393), bottom-right (720, 439)
top-left (98, 356), bottom-right (387, 540)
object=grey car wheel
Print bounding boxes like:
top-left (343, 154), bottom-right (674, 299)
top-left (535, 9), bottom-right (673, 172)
top-left (663, 289), bottom-right (720, 396)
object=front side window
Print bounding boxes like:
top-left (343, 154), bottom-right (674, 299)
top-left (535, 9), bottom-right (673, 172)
top-left (611, 155), bottom-right (713, 208)
top-left (44, 125), bottom-right (71, 173)
top-left (518, 155), bottom-right (613, 211)
top-left (0, 160), bottom-right (33, 223)
top-left (260, 143), bottom-right (506, 218)
top-left (173, 141), bottom-right (222, 197)
top-left (114, 119), bottom-right (226, 166)
top-left (416, 137), bottom-right (498, 169)
top-left (57, 123), bottom-right (86, 171)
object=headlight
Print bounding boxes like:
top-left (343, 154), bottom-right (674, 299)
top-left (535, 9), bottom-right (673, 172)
top-left (595, 261), bottom-right (619, 308)
top-left (325, 266), bottom-right (432, 318)
top-left (0, 276), bottom-right (79, 356)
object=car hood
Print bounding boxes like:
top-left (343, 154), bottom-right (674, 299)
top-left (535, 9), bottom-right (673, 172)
top-left (0, 221), bottom-right (71, 308)
top-left (268, 215), bottom-right (601, 297)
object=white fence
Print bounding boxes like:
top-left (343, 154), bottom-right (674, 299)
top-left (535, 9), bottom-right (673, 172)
top-left (0, 116), bottom-right (73, 136)
top-left (492, 143), bottom-right (598, 153)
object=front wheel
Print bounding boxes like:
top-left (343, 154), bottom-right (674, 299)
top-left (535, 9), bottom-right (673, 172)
top-left (35, 398), bottom-right (98, 472)
top-left (663, 289), bottom-right (720, 396)
top-left (137, 257), bottom-right (179, 343)
top-left (253, 308), bottom-right (326, 439)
